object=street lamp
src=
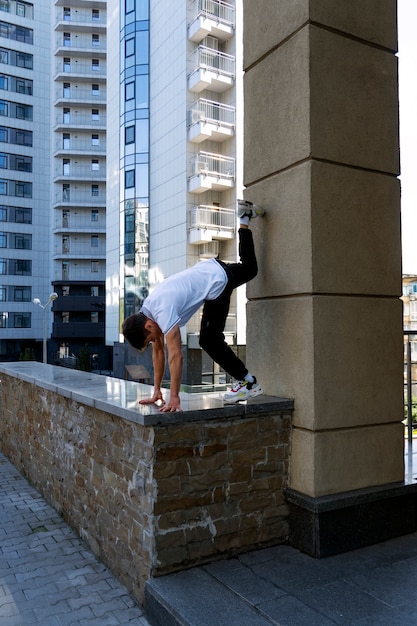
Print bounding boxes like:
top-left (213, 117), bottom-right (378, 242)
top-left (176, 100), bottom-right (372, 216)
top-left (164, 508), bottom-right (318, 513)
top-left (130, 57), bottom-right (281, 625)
top-left (33, 292), bottom-right (58, 364)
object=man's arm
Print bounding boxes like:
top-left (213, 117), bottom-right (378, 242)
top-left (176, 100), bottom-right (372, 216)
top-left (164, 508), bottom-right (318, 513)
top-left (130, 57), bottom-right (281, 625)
top-left (160, 324), bottom-right (183, 412)
top-left (139, 333), bottom-right (165, 405)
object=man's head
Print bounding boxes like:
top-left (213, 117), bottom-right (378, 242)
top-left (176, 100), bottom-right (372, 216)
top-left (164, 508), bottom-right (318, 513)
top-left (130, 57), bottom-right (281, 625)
top-left (122, 312), bottom-right (162, 351)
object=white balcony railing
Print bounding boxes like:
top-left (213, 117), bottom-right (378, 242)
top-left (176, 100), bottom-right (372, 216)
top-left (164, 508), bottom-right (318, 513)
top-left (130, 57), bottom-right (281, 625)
top-left (191, 0), bottom-right (235, 26)
top-left (188, 98), bottom-right (235, 142)
top-left (191, 151), bottom-right (235, 178)
top-left (188, 0), bottom-right (235, 42)
top-left (189, 205), bottom-right (236, 231)
top-left (190, 45), bottom-right (235, 78)
top-left (188, 98), bottom-right (235, 127)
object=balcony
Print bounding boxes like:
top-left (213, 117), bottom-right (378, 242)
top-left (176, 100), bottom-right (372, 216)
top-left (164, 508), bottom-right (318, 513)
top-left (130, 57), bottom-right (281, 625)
top-left (188, 0), bottom-right (235, 43)
top-left (189, 152), bottom-right (235, 193)
top-left (188, 205), bottom-right (235, 244)
top-left (188, 98), bottom-right (235, 143)
top-left (52, 321), bottom-right (104, 339)
top-left (188, 46), bottom-right (235, 93)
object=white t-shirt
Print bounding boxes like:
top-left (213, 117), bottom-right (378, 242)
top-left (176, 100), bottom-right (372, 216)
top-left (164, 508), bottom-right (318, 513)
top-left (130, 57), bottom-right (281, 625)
top-left (141, 258), bottom-right (228, 335)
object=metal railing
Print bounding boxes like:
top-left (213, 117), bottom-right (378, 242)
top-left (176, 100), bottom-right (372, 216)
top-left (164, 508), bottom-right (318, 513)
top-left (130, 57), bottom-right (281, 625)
top-left (188, 98), bottom-right (235, 127)
top-left (189, 45), bottom-right (235, 77)
top-left (191, 151), bottom-right (235, 178)
top-left (190, 0), bottom-right (235, 26)
top-left (188, 205), bottom-right (235, 232)
top-left (404, 330), bottom-right (417, 440)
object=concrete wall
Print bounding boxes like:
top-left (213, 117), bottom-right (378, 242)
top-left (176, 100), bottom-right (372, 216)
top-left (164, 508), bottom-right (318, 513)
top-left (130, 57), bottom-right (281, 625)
top-left (242, 0), bottom-right (403, 499)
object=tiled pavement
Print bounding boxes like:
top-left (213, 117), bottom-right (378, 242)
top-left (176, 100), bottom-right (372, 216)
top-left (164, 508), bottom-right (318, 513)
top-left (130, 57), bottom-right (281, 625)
top-left (2, 444), bottom-right (417, 626)
top-left (0, 451), bottom-right (151, 626)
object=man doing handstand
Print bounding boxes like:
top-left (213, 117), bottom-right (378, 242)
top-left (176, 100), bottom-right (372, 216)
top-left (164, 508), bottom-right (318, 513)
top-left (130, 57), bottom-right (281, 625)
top-left (122, 200), bottom-right (265, 412)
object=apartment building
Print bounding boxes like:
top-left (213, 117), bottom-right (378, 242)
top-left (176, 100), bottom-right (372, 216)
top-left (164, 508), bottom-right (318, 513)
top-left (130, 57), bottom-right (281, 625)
top-left (51, 0), bottom-right (110, 369)
top-left (0, 0), bottom-right (51, 361)
top-left (107, 0), bottom-right (242, 385)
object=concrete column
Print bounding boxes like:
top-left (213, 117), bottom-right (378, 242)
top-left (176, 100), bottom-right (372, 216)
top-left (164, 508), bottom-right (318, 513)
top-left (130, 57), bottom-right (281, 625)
top-left (243, 1), bottom-right (412, 554)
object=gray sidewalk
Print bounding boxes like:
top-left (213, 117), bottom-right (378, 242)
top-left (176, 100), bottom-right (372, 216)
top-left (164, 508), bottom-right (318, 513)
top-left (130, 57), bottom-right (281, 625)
top-left (3, 447), bottom-right (417, 626)
top-left (0, 451), bottom-right (150, 626)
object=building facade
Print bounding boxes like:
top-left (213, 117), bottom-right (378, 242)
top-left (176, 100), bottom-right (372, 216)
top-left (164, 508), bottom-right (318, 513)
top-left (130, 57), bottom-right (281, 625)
top-left (107, 0), bottom-right (243, 386)
top-left (51, 0), bottom-right (109, 369)
top-left (0, 0), bottom-right (52, 361)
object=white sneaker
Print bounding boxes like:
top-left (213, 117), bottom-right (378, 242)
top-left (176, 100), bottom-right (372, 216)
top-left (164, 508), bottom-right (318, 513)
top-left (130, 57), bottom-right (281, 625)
top-left (223, 377), bottom-right (264, 403)
top-left (237, 199), bottom-right (265, 219)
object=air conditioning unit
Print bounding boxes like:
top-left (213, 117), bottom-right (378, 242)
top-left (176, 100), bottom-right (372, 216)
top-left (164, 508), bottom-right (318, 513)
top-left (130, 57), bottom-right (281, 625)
top-left (191, 109), bottom-right (201, 124)
top-left (198, 241), bottom-right (219, 258)
top-left (194, 160), bottom-right (208, 174)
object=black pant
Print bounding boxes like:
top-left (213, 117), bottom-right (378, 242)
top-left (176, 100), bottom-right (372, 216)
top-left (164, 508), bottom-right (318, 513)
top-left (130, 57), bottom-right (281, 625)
top-left (199, 228), bottom-right (258, 380)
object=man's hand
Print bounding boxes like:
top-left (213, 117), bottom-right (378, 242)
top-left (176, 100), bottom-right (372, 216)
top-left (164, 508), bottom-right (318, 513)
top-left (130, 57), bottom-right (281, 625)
top-left (159, 394), bottom-right (182, 412)
top-left (139, 388), bottom-right (165, 406)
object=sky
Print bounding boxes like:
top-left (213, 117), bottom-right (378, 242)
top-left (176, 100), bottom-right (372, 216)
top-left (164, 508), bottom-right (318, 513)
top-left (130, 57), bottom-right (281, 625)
top-left (398, 0), bottom-right (417, 273)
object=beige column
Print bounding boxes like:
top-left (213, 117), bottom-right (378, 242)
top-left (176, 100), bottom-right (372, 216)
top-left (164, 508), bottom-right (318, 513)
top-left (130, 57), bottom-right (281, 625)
top-left (243, 1), bottom-right (403, 499)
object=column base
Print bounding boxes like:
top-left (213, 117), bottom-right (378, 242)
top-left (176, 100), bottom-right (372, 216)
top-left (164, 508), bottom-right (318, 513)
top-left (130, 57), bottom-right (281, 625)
top-left (285, 483), bottom-right (417, 558)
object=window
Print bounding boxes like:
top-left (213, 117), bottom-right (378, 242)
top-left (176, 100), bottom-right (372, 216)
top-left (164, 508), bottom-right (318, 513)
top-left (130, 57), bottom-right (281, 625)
top-left (92, 108), bottom-right (99, 121)
top-left (92, 9), bottom-right (99, 21)
top-left (0, 179), bottom-right (6, 194)
top-left (91, 184), bottom-right (99, 196)
top-left (92, 84), bottom-right (99, 97)
top-left (91, 286), bottom-right (99, 296)
top-left (91, 209), bottom-right (98, 222)
top-left (62, 262), bottom-right (69, 279)
top-left (62, 285), bottom-right (70, 296)
top-left (63, 159), bottom-right (70, 175)
top-left (15, 181), bottom-right (31, 197)
top-left (14, 286), bottom-right (30, 302)
top-left (125, 81), bottom-right (135, 101)
top-left (126, 0), bottom-right (135, 13)
top-left (91, 311), bottom-right (98, 323)
top-left (63, 7), bottom-right (70, 20)
top-left (0, 286), bottom-right (5, 300)
top-left (14, 207), bottom-right (31, 223)
top-left (15, 104), bottom-right (32, 120)
top-left (91, 159), bottom-right (99, 171)
top-left (63, 32), bottom-right (71, 46)
top-left (125, 37), bottom-right (135, 57)
top-left (91, 235), bottom-right (98, 247)
top-left (125, 169), bottom-right (135, 188)
top-left (63, 108), bottom-right (70, 123)
top-left (13, 313), bottom-right (30, 328)
top-left (62, 184), bottom-right (70, 201)
top-left (92, 34), bottom-right (99, 46)
top-left (63, 82), bottom-right (70, 97)
top-left (0, 153), bottom-right (7, 168)
top-left (63, 57), bottom-right (71, 72)
top-left (92, 59), bottom-right (99, 72)
top-left (0, 311), bottom-right (7, 327)
top-left (14, 129), bottom-right (32, 146)
top-left (125, 125), bottom-right (135, 144)
top-left (63, 133), bottom-right (70, 149)
top-left (16, 51), bottom-right (32, 69)
top-left (62, 209), bottom-right (69, 227)
top-left (0, 232), bottom-right (6, 247)
top-left (91, 133), bottom-right (99, 146)
top-left (14, 234), bottom-right (31, 249)
top-left (91, 261), bottom-right (99, 272)
top-left (0, 100), bottom-right (8, 116)
top-left (0, 75), bottom-right (8, 90)
top-left (62, 312), bottom-right (70, 323)
top-left (14, 259), bottom-right (31, 274)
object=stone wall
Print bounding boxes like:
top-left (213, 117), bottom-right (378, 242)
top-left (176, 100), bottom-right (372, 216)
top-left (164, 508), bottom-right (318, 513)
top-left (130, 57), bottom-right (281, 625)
top-left (0, 364), bottom-right (293, 604)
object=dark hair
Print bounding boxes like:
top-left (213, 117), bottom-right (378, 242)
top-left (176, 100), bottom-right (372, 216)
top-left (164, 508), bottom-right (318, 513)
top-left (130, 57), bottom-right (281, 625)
top-left (122, 312), bottom-right (150, 351)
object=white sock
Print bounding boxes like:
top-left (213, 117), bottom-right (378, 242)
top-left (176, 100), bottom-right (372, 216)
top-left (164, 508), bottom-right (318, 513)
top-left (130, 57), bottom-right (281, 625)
top-left (239, 216), bottom-right (250, 226)
top-left (244, 373), bottom-right (255, 383)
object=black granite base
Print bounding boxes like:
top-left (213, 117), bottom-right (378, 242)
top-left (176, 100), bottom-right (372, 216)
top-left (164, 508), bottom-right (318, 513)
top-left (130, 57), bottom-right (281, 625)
top-left (285, 482), bottom-right (417, 558)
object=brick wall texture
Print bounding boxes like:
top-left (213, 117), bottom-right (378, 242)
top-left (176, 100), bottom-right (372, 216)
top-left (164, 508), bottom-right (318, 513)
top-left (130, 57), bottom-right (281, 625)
top-left (0, 373), bottom-right (292, 604)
